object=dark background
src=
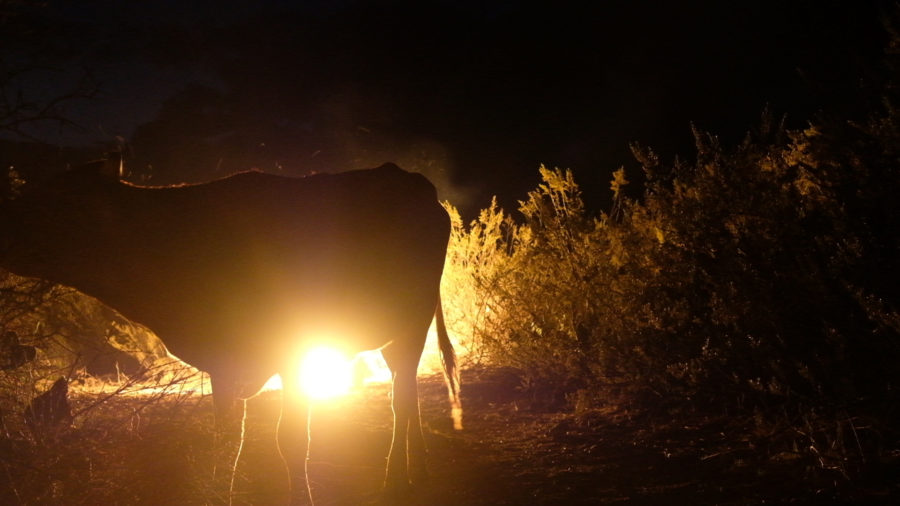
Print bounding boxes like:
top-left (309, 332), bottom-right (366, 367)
top-left (2, 0), bottom-right (890, 215)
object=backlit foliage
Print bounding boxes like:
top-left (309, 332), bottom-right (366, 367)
top-left (443, 61), bottom-right (900, 478)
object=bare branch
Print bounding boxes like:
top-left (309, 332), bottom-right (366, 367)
top-left (0, 62), bottom-right (99, 140)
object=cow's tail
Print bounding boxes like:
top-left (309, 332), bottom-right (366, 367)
top-left (435, 295), bottom-right (463, 430)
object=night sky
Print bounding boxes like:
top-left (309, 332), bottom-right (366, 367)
top-left (3, 0), bottom-right (890, 214)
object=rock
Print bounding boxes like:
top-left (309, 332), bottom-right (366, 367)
top-left (24, 377), bottom-right (72, 431)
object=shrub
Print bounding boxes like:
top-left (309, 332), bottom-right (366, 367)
top-left (445, 105), bottom-right (900, 415)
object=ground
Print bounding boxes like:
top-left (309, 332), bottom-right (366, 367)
top-left (2, 367), bottom-right (898, 505)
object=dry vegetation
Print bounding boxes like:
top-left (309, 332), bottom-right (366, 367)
top-left (3, 112), bottom-right (900, 505)
top-left (2, 366), bottom-right (896, 505)
top-left (3, 11), bottom-right (900, 506)
top-left (3, 112), bottom-right (900, 502)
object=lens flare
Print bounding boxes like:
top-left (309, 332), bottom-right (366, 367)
top-left (299, 346), bottom-right (353, 400)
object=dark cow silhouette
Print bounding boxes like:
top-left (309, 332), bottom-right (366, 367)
top-left (0, 160), bottom-right (461, 504)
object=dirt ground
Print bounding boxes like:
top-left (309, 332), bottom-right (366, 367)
top-left (228, 367), bottom-right (899, 505)
top-left (3, 366), bottom-right (897, 505)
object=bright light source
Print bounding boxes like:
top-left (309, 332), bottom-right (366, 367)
top-left (299, 346), bottom-right (353, 400)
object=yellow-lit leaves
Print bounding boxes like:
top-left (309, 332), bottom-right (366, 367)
top-left (610, 167), bottom-right (629, 200)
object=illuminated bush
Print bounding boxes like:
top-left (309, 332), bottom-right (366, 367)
top-left (444, 167), bottom-right (622, 400)
top-left (445, 102), bottom-right (900, 413)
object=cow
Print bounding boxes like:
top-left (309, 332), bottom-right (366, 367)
top-left (0, 159), bottom-right (462, 504)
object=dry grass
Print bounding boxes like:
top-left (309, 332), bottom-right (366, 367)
top-left (2, 366), bottom-right (899, 505)
top-left (1, 363), bottom-right (231, 505)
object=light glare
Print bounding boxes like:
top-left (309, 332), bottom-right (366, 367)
top-left (300, 346), bottom-right (353, 400)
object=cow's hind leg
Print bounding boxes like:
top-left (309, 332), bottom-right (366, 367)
top-left (382, 342), bottom-right (427, 493)
top-left (277, 369), bottom-right (313, 505)
top-left (405, 372), bottom-right (428, 486)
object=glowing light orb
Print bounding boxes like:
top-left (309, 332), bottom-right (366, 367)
top-left (299, 346), bottom-right (353, 400)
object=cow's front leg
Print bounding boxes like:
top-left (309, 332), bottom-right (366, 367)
top-left (277, 370), bottom-right (312, 505)
top-left (210, 372), bottom-right (239, 429)
top-left (208, 372), bottom-right (244, 499)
